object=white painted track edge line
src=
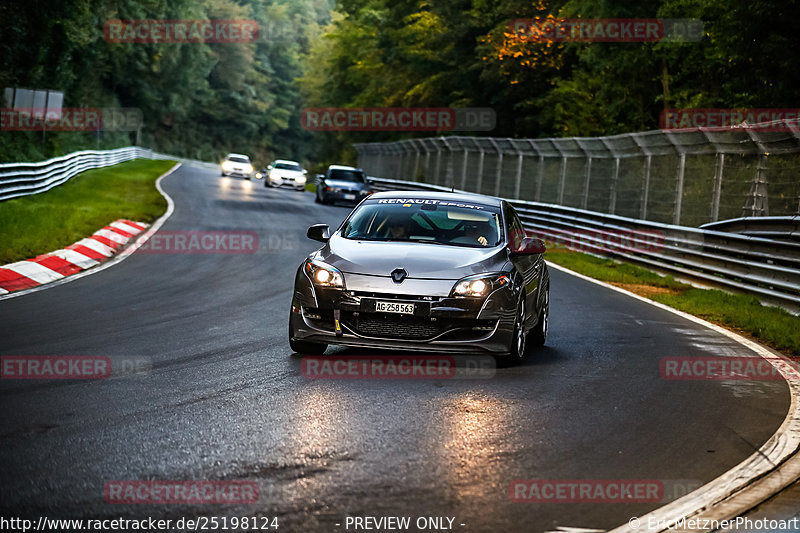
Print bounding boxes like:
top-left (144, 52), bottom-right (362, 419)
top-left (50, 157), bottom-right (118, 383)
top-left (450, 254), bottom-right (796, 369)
top-left (545, 261), bottom-right (800, 533)
top-left (0, 162), bottom-right (180, 301)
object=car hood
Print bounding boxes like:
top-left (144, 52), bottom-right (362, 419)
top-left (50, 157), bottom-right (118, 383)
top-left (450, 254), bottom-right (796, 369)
top-left (316, 235), bottom-right (509, 280)
top-left (323, 179), bottom-right (369, 190)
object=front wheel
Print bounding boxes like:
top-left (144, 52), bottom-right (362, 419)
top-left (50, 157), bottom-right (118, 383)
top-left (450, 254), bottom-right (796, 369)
top-left (529, 287), bottom-right (549, 348)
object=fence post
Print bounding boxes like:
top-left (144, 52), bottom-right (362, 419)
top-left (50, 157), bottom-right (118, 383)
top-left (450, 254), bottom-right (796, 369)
top-left (600, 138), bottom-right (620, 214)
top-left (575, 139), bottom-right (592, 209)
top-left (475, 147), bottom-right (486, 194)
top-left (641, 155), bottom-right (652, 219)
top-left (461, 148), bottom-right (469, 189)
top-left (441, 137), bottom-right (454, 191)
top-left (490, 138), bottom-right (503, 196)
top-left (582, 158), bottom-right (593, 209)
top-left (535, 155), bottom-right (544, 202)
top-left (514, 151), bottom-right (524, 200)
top-left (711, 152), bottom-right (725, 222)
top-left (433, 140), bottom-right (443, 185)
top-left (423, 144), bottom-right (431, 181)
top-left (673, 152), bottom-right (686, 224)
top-left (609, 157), bottom-right (620, 214)
top-left (413, 142), bottom-right (421, 179)
top-left (557, 156), bottom-right (567, 204)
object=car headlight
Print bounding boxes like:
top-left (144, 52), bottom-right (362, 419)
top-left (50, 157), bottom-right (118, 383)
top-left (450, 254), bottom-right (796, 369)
top-left (451, 273), bottom-right (510, 297)
top-left (222, 161), bottom-right (233, 171)
top-left (304, 259), bottom-right (345, 289)
top-left (255, 172), bottom-right (263, 179)
top-left (296, 175), bottom-right (306, 182)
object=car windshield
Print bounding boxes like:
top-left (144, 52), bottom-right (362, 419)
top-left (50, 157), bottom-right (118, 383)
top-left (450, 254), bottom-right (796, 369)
top-left (340, 199), bottom-right (503, 248)
top-left (329, 169), bottom-right (365, 182)
top-left (228, 156), bottom-right (249, 164)
top-left (275, 162), bottom-right (302, 171)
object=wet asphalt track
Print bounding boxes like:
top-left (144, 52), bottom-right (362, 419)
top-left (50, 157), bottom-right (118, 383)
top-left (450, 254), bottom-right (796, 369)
top-left (0, 163), bottom-right (791, 532)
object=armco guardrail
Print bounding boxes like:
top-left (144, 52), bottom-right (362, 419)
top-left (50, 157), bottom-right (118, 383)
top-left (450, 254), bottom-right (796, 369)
top-left (0, 147), bottom-right (164, 201)
top-left (367, 176), bottom-right (800, 310)
top-left (701, 216), bottom-right (800, 242)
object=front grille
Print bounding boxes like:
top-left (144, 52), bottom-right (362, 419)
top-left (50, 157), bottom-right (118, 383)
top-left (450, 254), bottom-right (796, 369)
top-left (346, 314), bottom-right (441, 339)
top-left (342, 312), bottom-right (495, 341)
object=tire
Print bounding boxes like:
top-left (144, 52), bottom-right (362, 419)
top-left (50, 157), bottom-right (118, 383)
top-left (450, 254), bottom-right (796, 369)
top-left (529, 286), bottom-right (549, 348)
top-left (509, 296), bottom-right (527, 360)
top-left (314, 193), bottom-right (321, 203)
top-left (289, 314), bottom-right (327, 355)
top-left (495, 296), bottom-right (527, 367)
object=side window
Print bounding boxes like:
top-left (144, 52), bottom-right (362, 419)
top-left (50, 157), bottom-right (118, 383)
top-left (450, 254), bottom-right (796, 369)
top-left (505, 205), bottom-right (526, 250)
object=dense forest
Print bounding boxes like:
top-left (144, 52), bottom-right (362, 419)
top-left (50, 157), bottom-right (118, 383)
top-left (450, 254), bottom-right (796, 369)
top-left (1, 0), bottom-right (797, 165)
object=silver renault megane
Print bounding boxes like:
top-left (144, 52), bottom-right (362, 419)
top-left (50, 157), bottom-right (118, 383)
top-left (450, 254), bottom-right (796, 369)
top-left (289, 191), bottom-right (549, 360)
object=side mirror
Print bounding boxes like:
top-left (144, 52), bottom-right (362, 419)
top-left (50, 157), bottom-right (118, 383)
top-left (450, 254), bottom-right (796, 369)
top-left (307, 224), bottom-right (330, 243)
top-left (511, 237), bottom-right (545, 255)
top-left (316, 174), bottom-right (325, 181)
top-left (267, 165), bottom-right (273, 170)
top-left (302, 169), bottom-right (308, 175)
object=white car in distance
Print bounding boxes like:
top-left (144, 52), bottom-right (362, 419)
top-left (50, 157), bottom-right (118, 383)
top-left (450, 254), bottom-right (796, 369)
top-left (265, 160), bottom-right (307, 192)
top-left (221, 153), bottom-right (254, 179)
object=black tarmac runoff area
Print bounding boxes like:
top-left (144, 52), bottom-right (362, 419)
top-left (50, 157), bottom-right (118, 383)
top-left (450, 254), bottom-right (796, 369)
top-left (0, 163), bottom-right (791, 532)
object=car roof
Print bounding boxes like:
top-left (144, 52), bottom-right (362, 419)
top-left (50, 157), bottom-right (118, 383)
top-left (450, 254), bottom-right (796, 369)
top-left (328, 165), bottom-right (361, 171)
top-left (368, 190), bottom-right (503, 207)
top-left (274, 159), bottom-right (300, 165)
top-left (226, 153), bottom-right (250, 159)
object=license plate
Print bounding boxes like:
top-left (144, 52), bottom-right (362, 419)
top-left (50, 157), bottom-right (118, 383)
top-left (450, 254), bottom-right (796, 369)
top-left (344, 193), bottom-right (356, 200)
top-left (375, 301), bottom-right (414, 314)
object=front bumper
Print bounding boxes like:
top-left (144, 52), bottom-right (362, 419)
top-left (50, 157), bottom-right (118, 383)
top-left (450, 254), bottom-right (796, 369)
top-left (271, 175), bottom-right (306, 188)
top-left (223, 169), bottom-right (252, 178)
top-left (321, 190), bottom-right (370, 204)
top-left (290, 268), bottom-right (517, 354)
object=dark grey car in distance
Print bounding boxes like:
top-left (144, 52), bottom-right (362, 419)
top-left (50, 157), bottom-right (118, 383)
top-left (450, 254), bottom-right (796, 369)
top-left (289, 191), bottom-right (550, 360)
top-left (315, 165), bottom-right (372, 205)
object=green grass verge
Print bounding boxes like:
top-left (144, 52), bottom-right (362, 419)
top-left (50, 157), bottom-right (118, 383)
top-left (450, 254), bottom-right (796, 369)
top-left (545, 247), bottom-right (800, 357)
top-left (0, 158), bottom-right (176, 264)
